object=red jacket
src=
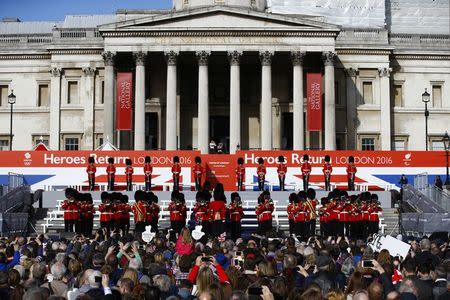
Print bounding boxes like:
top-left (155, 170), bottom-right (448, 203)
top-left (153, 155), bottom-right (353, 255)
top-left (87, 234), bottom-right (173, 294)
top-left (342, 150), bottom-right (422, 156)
top-left (168, 202), bottom-right (186, 222)
top-left (305, 199), bottom-right (317, 220)
top-left (301, 162), bottom-right (312, 177)
top-left (327, 202), bottom-right (339, 221)
top-left (106, 164), bottom-right (116, 179)
top-left (277, 163), bottom-right (287, 177)
top-left (338, 203), bottom-right (351, 222)
top-left (256, 200), bottom-right (274, 222)
top-left (113, 203), bottom-right (123, 221)
top-left (125, 166), bottom-right (133, 181)
top-left (86, 164), bottom-right (96, 179)
top-left (236, 165), bottom-right (245, 180)
top-left (228, 203), bottom-right (244, 222)
top-left (257, 165), bottom-right (266, 179)
top-left (323, 163), bottom-right (332, 177)
top-left (319, 206), bottom-right (329, 223)
top-left (144, 163), bottom-right (153, 179)
top-left (61, 200), bottom-right (79, 220)
top-left (361, 203), bottom-right (370, 221)
top-left (369, 205), bottom-right (382, 222)
top-left (150, 203), bottom-right (160, 222)
top-left (188, 264), bottom-right (229, 284)
top-left (193, 164), bottom-right (204, 180)
top-left (82, 202), bottom-right (95, 219)
top-left (294, 203), bottom-right (308, 222)
top-left (287, 203), bottom-right (295, 220)
top-left (172, 164), bottom-right (181, 177)
top-left (99, 203), bottom-right (114, 222)
top-left (193, 203), bottom-right (209, 222)
top-left (209, 200), bottom-right (226, 221)
top-left (132, 201), bottom-right (147, 223)
top-left (347, 164), bottom-right (357, 179)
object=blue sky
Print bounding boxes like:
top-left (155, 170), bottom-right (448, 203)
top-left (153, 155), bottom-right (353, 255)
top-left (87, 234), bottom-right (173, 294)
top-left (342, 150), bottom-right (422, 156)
top-left (0, 0), bottom-right (172, 21)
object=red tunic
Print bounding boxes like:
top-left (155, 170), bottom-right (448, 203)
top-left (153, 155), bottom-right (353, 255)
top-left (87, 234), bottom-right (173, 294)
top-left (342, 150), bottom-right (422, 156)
top-left (257, 165), bottom-right (266, 179)
top-left (287, 203), bottom-right (295, 220)
top-left (132, 201), bottom-right (147, 223)
top-left (83, 203), bottom-right (95, 220)
top-left (125, 166), bottom-right (133, 181)
top-left (106, 164), bottom-right (116, 180)
top-left (369, 205), bottom-right (382, 222)
top-left (193, 203), bottom-right (209, 222)
top-left (61, 200), bottom-right (79, 220)
top-left (99, 203), bottom-right (113, 222)
top-left (114, 203), bottom-right (123, 222)
top-left (172, 164), bottom-right (181, 177)
top-left (236, 165), bottom-right (245, 180)
top-left (168, 202), bottom-right (186, 222)
top-left (305, 199), bottom-right (317, 221)
top-left (301, 162), bottom-right (312, 178)
top-left (144, 163), bottom-right (153, 179)
top-left (209, 200), bottom-right (226, 221)
top-left (319, 206), bottom-right (329, 223)
top-left (338, 204), bottom-right (351, 222)
top-left (328, 202), bottom-right (338, 221)
top-left (322, 163), bottom-right (332, 176)
top-left (151, 203), bottom-right (160, 222)
top-left (228, 203), bottom-right (244, 222)
top-left (146, 203), bottom-right (153, 223)
top-left (122, 203), bottom-right (131, 220)
top-left (255, 201), bottom-right (274, 222)
top-left (347, 164), bottom-right (357, 179)
top-left (294, 203), bottom-right (308, 222)
top-left (193, 164), bottom-right (204, 180)
top-left (86, 164), bottom-right (96, 179)
top-left (277, 163), bottom-right (287, 177)
top-left (361, 203), bottom-right (370, 221)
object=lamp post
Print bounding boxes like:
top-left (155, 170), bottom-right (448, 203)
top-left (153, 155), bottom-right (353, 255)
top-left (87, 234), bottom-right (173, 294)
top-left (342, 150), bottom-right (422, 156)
top-left (8, 90), bottom-right (16, 151)
top-left (422, 88), bottom-right (430, 151)
top-left (443, 131), bottom-right (450, 186)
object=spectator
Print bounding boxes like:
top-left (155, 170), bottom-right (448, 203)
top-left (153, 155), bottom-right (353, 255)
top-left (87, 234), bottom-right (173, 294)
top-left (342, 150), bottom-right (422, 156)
top-left (432, 266), bottom-right (447, 299)
top-left (176, 227), bottom-right (194, 256)
top-left (414, 238), bottom-right (440, 268)
top-left (310, 256), bottom-right (337, 294)
top-left (0, 242), bottom-right (20, 271)
top-left (434, 176), bottom-right (443, 190)
top-left (43, 262), bottom-right (68, 298)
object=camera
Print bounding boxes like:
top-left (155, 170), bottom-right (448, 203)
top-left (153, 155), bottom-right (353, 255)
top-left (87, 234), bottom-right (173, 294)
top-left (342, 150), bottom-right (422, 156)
top-left (362, 260), bottom-right (374, 268)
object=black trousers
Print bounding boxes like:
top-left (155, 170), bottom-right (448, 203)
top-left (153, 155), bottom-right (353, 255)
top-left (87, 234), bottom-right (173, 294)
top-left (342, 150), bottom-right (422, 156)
top-left (75, 216), bottom-right (84, 234)
top-left (329, 220), bottom-right (338, 236)
top-left (289, 219), bottom-right (295, 235)
top-left (303, 176), bottom-right (309, 191)
top-left (65, 220), bottom-right (75, 233)
top-left (348, 178), bottom-right (355, 191)
top-left (237, 178), bottom-right (243, 191)
top-left (320, 221), bottom-right (328, 236)
top-left (88, 177), bottom-right (95, 191)
top-left (211, 220), bottom-right (225, 237)
top-left (171, 220), bottom-right (184, 235)
top-left (258, 177), bottom-right (265, 191)
top-left (151, 219), bottom-right (158, 233)
top-left (258, 220), bottom-right (272, 236)
top-left (361, 221), bottom-right (369, 239)
top-left (173, 176), bottom-right (179, 191)
top-left (85, 218), bottom-right (93, 236)
top-left (369, 221), bottom-right (379, 235)
top-left (294, 221), bottom-right (306, 240)
top-left (108, 178), bottom-right (115, 191)
top-left (145, 177), bottom-right (152, 191)
top-left (344, 221), bottom-right (351, 237)
top-left (135, 221), bottom-right (146, 234)
top-left (324, 175), bottom-right (331, 191)
top-left (195, 177), bottom-right (202, 191)
top-left (230, 221), bottom-right (241, 240)
top-left (126, 180), bottom-right (132, 191)
top-left (279, 176), bottom-right (285, 191)
top-left (309, 219), bottom-right (316, 236)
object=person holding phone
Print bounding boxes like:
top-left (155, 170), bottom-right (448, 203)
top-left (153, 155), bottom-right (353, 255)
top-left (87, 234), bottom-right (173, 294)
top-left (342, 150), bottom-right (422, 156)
top-left (187, 255), bottom-right (230, 296)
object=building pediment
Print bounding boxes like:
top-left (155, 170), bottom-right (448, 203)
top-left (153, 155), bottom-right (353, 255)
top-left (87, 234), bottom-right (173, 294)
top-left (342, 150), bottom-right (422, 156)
top-left (99, 6), bottom-right (340, 35)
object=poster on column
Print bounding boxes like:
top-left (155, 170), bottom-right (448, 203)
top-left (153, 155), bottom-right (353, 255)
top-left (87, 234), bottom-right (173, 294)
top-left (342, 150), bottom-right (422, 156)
top-left (116, 72), bottom-right (133, 130)
top-left (306, 73), bottom-right (322, 131)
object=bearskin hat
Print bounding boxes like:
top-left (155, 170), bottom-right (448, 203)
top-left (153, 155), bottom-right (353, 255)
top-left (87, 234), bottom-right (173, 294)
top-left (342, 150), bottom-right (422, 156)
top-left (171, 190), bottom-right (180, 202)
top-left (134, 190), bottom-right (146, 202)
top-left (195, 191), bottom-right (205, 202)
top-left (195, 156), bottom-right (201, 164)
top-left (121, 194), bottom-right (129, 204)
top-left (145, 156), bottom-right (151, 163)
top-left (349, 156), bottom-right (355, 163)
top-left (262, 190), bottom-right (271, 200)
top-left (152, 193), bottom-right (159, 204)
top-left (88, 156), bottom-right (95, 164)
top-left (278, 156), bottom-right (285, 163)
top-left (237, 157), bottom-right (244, 165)
top-left (231, 192), bottom-right (240, 202)
top-left (307, 188), bottom-right (316, 200)
top-left (86, 193), bottom-right (93, 204)
top-left (303, 154), bottom-right (309, 161)
top-left (108, 157), bottom-right (114, 164)
top-left (371, 193), bottom-right (378, 201)
top-left (145, 192), bottom-right (153, 204)
top-left (258, 157), bottom-right (264, 164)
top-left (100, 191), bottom-right (110, 203)
top-left (126, 158), bottom-right (132, 166)
top-left (298, 190), bottom-right (307, 201)
top-left (179, 192), bottom-right (186, 204)
top-left (173, 156), bottom-right (180, 163)
top-left (324, 155), bottom-right (330, 163)
top-left (289, 192), bottom-right (298, 203)
top-left (64, 188), bottom-right (76, 199)
top-left (321, 197), bottom-right (329, 206)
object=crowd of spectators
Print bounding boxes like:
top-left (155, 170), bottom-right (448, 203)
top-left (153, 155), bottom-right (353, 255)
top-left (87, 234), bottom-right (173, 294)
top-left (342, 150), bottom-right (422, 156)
top-left (0, 228), bottom-right (449, 300)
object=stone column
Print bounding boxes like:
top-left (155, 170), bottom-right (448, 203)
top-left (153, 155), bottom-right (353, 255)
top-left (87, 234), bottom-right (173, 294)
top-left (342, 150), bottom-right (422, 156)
top-left (165, 51), bottom-right (178, 150)
top-left (197, 51), bottom-right (210, 154)
top-left (228, 51), bottom-right (241, 154)
top-left (345, 68), bottom-right (358, 150)
top-left (82, 67), bottom-right (96, 150)
top-left (291, 51), bottom-right (305, 150)
top-left (260, 51), bottom-right (273, 150)
top-left (102, 51), bottom-right (115, 144)
top-left (323, 52), bottom-right (337, 150)
top-left (49, 67), bottom-right (62, 150)
top-left (379, 67), bottom-right (392, 150)
top-left (134, 52), bottom-right (146, 150)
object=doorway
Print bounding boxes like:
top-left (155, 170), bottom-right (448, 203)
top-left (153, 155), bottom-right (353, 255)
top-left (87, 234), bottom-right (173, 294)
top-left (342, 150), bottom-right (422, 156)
top-left (210, 116), bottom-right (230, 153)
top-left (145, 112), bottom-right (158, 150)
top-left (281, 112), bottom-right (293, 150)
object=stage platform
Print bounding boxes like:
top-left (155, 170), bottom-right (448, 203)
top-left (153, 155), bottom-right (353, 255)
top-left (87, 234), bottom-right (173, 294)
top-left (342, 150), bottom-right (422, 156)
top-left (39, 190), bottom-right (393, 209)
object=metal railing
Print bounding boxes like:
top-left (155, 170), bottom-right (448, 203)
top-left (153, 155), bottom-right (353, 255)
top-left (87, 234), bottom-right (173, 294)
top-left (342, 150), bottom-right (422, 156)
top-left (414, 173), bottom-right (428, 191)
top-left (423, 185), bottom-right (450, 213)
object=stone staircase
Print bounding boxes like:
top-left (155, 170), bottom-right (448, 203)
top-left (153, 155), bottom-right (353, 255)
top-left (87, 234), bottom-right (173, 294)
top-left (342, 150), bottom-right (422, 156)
top-left (380, 208), bottom-right (400, 235)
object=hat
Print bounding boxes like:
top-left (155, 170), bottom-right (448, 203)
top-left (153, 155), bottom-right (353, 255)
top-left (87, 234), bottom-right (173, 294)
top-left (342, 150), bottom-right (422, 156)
top-left (126, 158), bottom-right (132, 166)
top-left (303, 154), bottom-right (309, 161)
top-left (195, 156), bottom-right (201, 164)
top-left (348, 156), bottom-right (355, 163)
top-left (108, 157), bottom-right (114, 164)
top-left (173, 156), bottom-right (180, 163)
top-left (258, 157), bottom-right (264, 164)
top-left (278, 155), bottom-right (285, 163)
top-left (215, 253), bottom-right (230, 269)
top-left (324, 155), bottom-right (330, 162)
top-left (316, 256), bottom-right (332, 268)
top-left (163, 250), bottom-right (173, 260)
top-left (145, 156), bottom-right (151, 163)
top-left (88, 156), bottom-right (95, 164)
top-left (148, 263), bottom-right (167, 277)
top-left (237, 157), bottom-right (244, 165)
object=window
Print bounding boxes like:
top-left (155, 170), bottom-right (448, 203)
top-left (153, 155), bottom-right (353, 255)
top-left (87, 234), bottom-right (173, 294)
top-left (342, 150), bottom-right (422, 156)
top-left (361, 138), bottom-right (375, 151)
top-left (38, 84), bottom-right (49, 107)
top-left (0, 85), bottom-right (8, 107)
top-left (95, 134), bottom-right (104, 149)
top-left (432, 85), bottom-right (442, 108)
top-left (101, 81), bottom-right (105, 104)
top-left (430, 138), bottom-right (444, 151)
top-left (0, 138), bottom-right (9, 151)
top-left (358, 134), bottom-right (379, 151)
top-left (33, 135), bottom-right (49, 147)
top-left (394, 84), bottom-right (403, 107)
top-left (64, 137), bottom-right (79, 150)
top-left (393, 137), bottom-right (408, 150)
top-left (362, 82), bottom-right (373, 104)
top-left (67, 81), bottom-right (79, 104)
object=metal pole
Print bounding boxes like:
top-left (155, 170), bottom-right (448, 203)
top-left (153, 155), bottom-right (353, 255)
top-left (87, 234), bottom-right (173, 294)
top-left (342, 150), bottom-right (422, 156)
top-left (9, 103), bottom-right (13, 151)
top-left (425, 102), bottom-right (429, 151)
top-left (446, 150), bottom-right (450, 186)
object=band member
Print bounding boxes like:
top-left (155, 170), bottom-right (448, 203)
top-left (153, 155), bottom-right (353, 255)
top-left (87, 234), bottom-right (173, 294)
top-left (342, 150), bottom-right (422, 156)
top-left (257, 158), bottom-right (266, 191)
top-left (319, 197), bottom-right (330, 236)
top-left (83, 193), bottom-right (95, 236)
top-left (228, 192), bottom-right (244, 240)
top-left (369, 194), bottom-right (382, 235)
top-left (172, 156), bottom-right (181, 191)
top-left (301, 154), bottom-right (312, 191)
top-left (193, 156), bottom-right (204, 191)
top-left (112, 192), bottom-right (123, 231)
top-left (337, 196), bottom-right (349, 236)
top-left (86, 156), bottom-right (96, 191)
top-left (349, 196), bottom-right (361, 239)
top-left (193, 191), bottom-right (210, 233)
top-left (256, 191), bottom-right (274, 236)
top-left (106, 157), bottom-right (116, 191)
top-left (132, 190), bottom-right (148, 236)
top-left (74, 193), bottom-right (84, 234)
top-left (277, 156), bottom-right (287, 191)
top-left (99, 192), bottom-right (113, 235)
top-left (347, 156), bottom-right (357, 191)
top-left (287, 193), bottom-right (298, 236)
top-left (121, 194), bottom-right (131, 234)
top-left (305, 188), bottom-right (318, 237)
top-left (294, 191), bottom-right (309, 240)
top-left (323, 155), bottom-right (332, 191)
top-left (125, 159), bottom-right (134, 191)
top-left (149, 193), bottom-right (160, 233)
top-left (361, 196), bottom-right (370, 239)
top-left (236, 157), bottom-right (245, 191)
top-left (209, 184), bottom-right (227, 237)
top-left (144, 156), bottom-right (153, 191)
top-left (61, 188), bottom-right (78, 233)
top-left (327, 194), bottom-right (339, 237)
top-left (168, 191), bottom-right (186, 234)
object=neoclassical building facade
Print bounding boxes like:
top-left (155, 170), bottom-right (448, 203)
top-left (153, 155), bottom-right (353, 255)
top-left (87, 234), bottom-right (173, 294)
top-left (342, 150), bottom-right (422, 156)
top-left (0, 0), bottom-right (449, 152)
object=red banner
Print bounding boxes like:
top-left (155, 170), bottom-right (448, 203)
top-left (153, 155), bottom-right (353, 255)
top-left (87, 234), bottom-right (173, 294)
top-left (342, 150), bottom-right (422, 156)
top-left (116, 72), bottom-right (133, 130)
top-left (307, 73), bottom-right (322, 131)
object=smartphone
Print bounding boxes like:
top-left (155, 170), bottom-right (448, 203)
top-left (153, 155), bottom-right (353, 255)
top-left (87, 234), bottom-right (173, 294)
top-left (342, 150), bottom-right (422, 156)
top-left (234, 259), bottom-right (240, 267)
top-left (94, 276), bottom-right (102, 283)
top-left (201, 257), bottom-right (212, 262)
top-left (362, 260), bottom-right (374, 268)
top-left (236, 251), bottom-right (242, 256)
top-left (248, 287), bottom-right (263, 295)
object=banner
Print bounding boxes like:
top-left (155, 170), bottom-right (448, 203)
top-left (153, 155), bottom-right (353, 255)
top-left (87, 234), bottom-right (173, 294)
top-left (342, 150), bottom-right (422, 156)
top-left (306, 73), bottom-right (322, 131)
top-left (116, 72), bottom-right (133, 130)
